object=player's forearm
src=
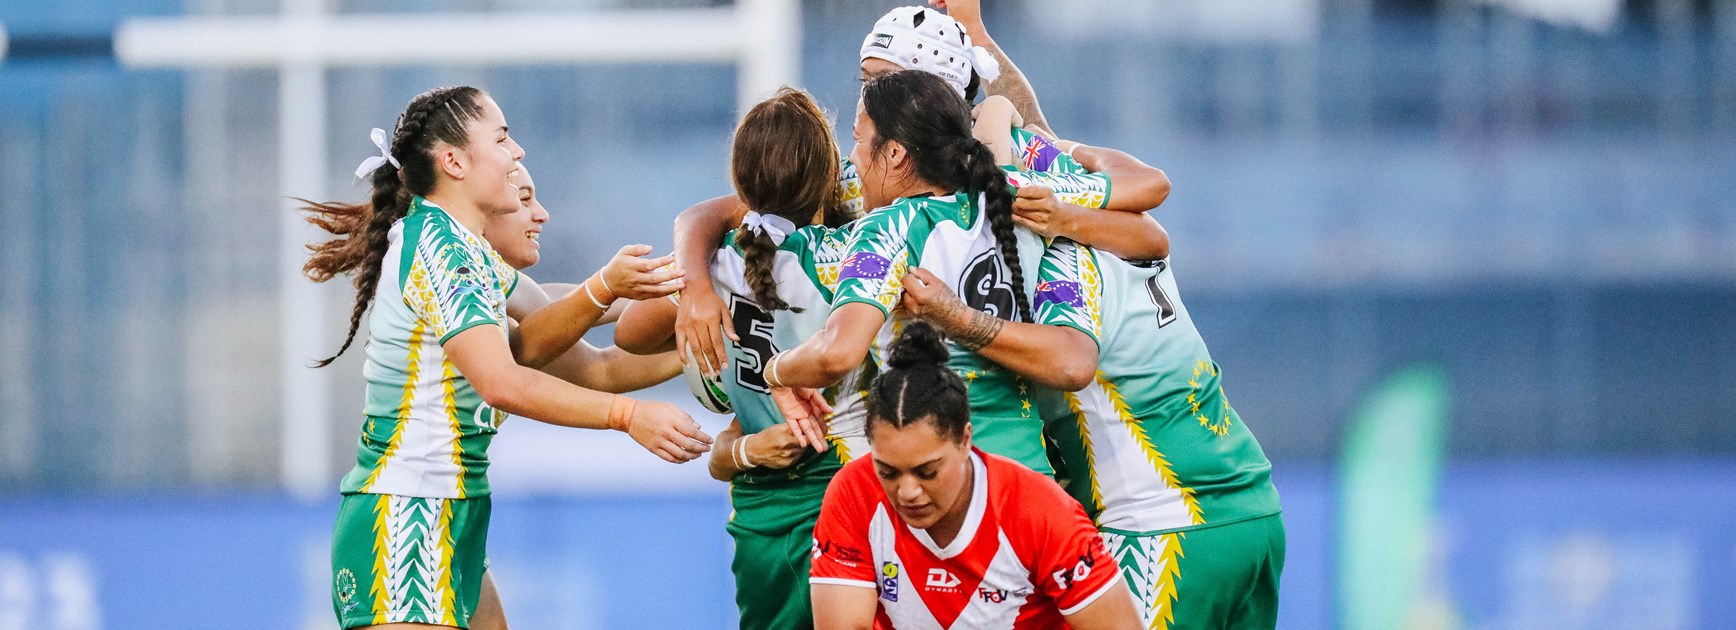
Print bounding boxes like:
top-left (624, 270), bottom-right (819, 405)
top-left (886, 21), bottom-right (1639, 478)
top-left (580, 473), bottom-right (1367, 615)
top-left (673, 195), bottom-right (746, 296)
top-left (513, 289), bottom-right (608, 368)
top-left (485, 366), bottom-right (625, 430)
top-left (935, 312), bottom-right (1099, 391)
top-left (1070, 144), bottom-right (1170, 211)
top-left (1059, 207), bottom-right (1171, 262)
top-left (707, 422), bottom-right (745, 482)
top-left (770, 305), bottom-right (882, 389)
top-left (970, 30), bottom-right (1053, 140)
top-left (615, 296), bottom-right (679, 355)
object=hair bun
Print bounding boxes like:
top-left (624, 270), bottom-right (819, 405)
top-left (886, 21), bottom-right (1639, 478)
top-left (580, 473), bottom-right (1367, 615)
top-left (887, 321), bottom-right (951, 370)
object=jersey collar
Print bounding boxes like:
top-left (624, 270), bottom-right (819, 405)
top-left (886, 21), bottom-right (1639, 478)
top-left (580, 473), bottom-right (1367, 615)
top-left (908, 449), bottom-right (988, 560)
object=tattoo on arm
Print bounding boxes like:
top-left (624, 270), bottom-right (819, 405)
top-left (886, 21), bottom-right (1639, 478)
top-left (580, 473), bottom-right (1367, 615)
top-left (951, 309), bottom-right (1007, 352)
top-left (980, 39), bottom-right (1053, 138)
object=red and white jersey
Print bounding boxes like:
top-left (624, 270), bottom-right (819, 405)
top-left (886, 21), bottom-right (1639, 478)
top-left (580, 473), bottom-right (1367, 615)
top-left (811, 449), bottom-right (1124, 629)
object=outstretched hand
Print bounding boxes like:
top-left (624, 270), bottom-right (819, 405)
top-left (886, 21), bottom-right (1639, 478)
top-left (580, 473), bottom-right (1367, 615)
top-left (929, 0), bottom-right (983, 31)
top-left (623, 399), bottom-right (714, 464)
top-left (675, 287), bottom-right (736, 377)
top-left (770, 386), bottom-right (834, 452)
top-left (601, 244), bottom-right (685, 300)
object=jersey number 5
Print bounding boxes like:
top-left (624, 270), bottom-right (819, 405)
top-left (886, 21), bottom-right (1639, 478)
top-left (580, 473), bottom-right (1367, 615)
top-left (731, 295), bottom-right (778, 393)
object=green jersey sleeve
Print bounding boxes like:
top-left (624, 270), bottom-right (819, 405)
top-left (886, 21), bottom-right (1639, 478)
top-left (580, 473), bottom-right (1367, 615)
top-left (1034, 238), bottom-right (1103, 346)
top-left (1002, 166), bottom-right (1112, 210)
top-left (832, 200), bottom-right (920, 317)
top-left (404, 232), bottom-right (504, 344)
top-left (838, 158), bottom-right (865, 221)
top-left (1009, 127), bottom-right (1091, 175)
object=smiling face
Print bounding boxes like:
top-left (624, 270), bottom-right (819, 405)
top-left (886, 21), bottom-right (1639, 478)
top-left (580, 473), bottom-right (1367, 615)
top-left (452, 94), bottom-right (525, 218)
top-left (869, 419), bottom-right (973, 531)
top-left (849, 99), bottom-right (902, 211)
top-left (486, 165), bottom-right (548, 270)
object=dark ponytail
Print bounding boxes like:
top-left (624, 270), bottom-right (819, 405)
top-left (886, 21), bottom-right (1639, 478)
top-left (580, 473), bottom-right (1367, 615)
top-left (861, 70), bottom-right (1030, 322)
top-left (300, 85), bottom-right (488, 367)
top-left (731, 87), bottom-right (840, 313)
top-left (865, 322), bottom-right (970, 442)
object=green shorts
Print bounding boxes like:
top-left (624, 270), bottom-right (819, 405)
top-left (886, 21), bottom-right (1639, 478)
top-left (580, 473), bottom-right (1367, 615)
top-left (727, 471), bottom-right (831, 630)
top-left (331, 493), bottom-right (491, 629)
top-left (1102, 513), bottom-right (1285, 630)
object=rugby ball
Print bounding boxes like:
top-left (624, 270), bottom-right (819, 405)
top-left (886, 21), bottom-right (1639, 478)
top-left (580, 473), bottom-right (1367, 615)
top-left (682, 345), bottom-right (732, 414)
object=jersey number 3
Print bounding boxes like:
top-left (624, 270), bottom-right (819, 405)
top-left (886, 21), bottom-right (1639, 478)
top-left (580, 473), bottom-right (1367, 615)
top-left (731, 295), bottom-right (778, 393)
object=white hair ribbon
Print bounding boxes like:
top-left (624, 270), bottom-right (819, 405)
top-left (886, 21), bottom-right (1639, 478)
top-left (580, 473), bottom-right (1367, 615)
top-left (353, 127), bottom-right (401, 179)
top-left (967, 45), bottom-right (1002, 83)
top-left (741, 211), bottom-right (797, 246)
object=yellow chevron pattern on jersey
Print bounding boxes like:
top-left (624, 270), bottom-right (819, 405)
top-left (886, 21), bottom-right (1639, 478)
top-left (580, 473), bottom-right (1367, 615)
top-left (361, 321), bottom-right (426, 494)
top-left (1066, 391), bottom-right (1107, 518)
top-left (441, 360), bottom-right (466, 499)
top-left (1105, 529), bottom-right (1185, 630)
top-left (1103, 375), bottom-right (1204, 527)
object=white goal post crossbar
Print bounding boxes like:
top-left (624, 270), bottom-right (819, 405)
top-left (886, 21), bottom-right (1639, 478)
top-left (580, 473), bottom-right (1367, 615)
top-left (112, 1), bottom-right (800, 499)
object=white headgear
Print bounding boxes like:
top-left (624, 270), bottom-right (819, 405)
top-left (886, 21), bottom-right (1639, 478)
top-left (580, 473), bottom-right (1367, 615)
top-left (859, 6), bottom-right (1002, 99)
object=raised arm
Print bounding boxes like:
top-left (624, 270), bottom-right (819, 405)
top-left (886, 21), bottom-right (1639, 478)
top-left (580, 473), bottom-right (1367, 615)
top-left (708, 419), bottom-right (809, 482)
top-left (672, 195), bottom-right (750, 374)
top-left (514, 245), bottom-right (682, 368)
top-left (936, 0), bottom-right (1055, 138)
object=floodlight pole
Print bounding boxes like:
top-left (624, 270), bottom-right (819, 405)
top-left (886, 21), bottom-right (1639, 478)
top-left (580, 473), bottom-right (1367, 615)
top-left (114, 1), bottom-right (801, 499)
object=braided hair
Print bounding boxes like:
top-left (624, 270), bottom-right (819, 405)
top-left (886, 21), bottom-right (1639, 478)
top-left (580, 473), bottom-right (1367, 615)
top-left (731, 87), bottom-right (840, 313)
top-left (865, 322), bottom-right (970, 442)
top-left (300, 86), bottom-right (488, 367)
top-left (861, 70), bottom-right (1030, 322)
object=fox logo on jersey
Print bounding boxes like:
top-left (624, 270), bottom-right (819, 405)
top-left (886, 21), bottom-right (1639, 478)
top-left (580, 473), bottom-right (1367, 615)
top-left (1051, 554), bottom-right (1098, 591)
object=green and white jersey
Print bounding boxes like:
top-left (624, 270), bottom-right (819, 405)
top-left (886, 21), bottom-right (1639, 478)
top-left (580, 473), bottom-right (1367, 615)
top-left (339, 196), bottom-right (519, 499)
top-left (832, 193), bottom-right (1089, 476)
top-left (834, 126), bottom-right (1109, 222)
top-left (710, 224), bottom-right (871, 479)
top-left (1036, 240), bottom-right (1281, 534)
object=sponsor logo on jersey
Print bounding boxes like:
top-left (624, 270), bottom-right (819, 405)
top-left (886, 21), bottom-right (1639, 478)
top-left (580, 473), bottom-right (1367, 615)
top-left (1035, 280), bottom-right (1084, 309)
top-left (1051, 554), bottom-right (1098, 591)
top-left (978, 587), bottom-right (1007, 603)
top-left (879, 562), bottom-right (902, 602)
top-left (840, 252), bottom-right (892, 282)
top-left (925, 568), bottom-right (961, 590)
top-left (813, 539), bottom-right (865, 566)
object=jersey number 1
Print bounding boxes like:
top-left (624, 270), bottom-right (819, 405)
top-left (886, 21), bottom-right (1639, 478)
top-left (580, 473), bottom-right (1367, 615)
top-left (1146, 260), bottom-right (1177, 327)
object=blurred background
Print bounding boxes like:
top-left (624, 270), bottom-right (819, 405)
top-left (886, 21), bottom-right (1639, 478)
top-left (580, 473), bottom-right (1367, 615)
top-left (1, 0), bottom-right (1734, 627)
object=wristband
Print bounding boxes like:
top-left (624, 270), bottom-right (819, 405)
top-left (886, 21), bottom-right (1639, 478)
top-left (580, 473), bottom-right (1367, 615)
top-left (765, 353), bottom-right (785, 388)
top-left (606, 395), bottom-right (635, 432)
top-left (737, 433), bottom-right (755, 469)
top-left (583, 272), bottom-right (617, 310)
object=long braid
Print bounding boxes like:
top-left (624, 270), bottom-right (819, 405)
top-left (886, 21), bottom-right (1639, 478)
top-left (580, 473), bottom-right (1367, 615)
top-left (862, 70), bottom-right (1032, 323)
top-left (736, 226), bottom-right (795, 312)
top-left (300, 86), bottom-right (484, 367)
top-left (960, 142), bottom-right (1030, 322)
top-left (729, 87), bottom-right (838, 314)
